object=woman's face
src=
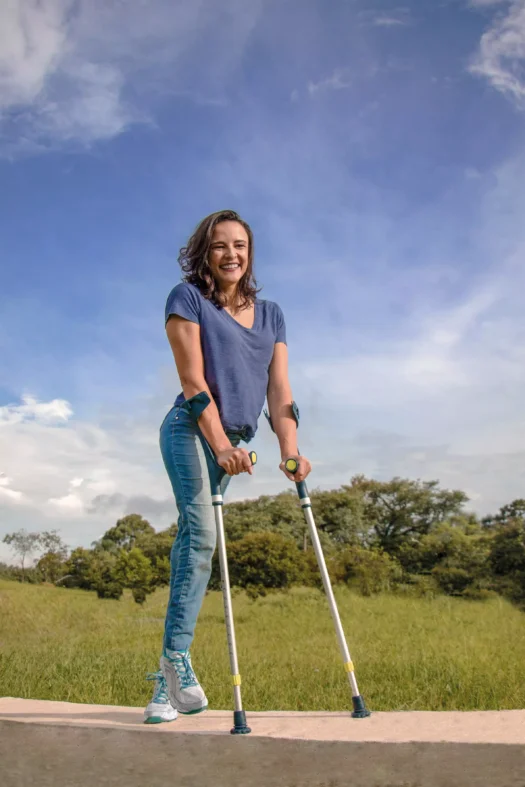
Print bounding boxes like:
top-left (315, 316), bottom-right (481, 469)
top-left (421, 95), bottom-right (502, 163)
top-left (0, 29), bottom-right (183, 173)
top-left (208, 221), bottom-right (249, 292)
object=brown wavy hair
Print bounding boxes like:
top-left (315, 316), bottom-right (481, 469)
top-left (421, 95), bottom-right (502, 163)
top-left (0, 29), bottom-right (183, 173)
top-left (178, 210), bottom-right (260, 308)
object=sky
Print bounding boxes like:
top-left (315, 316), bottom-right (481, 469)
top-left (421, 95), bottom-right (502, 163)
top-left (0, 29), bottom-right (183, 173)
top-left (1, 0), bottom-right (525, 562)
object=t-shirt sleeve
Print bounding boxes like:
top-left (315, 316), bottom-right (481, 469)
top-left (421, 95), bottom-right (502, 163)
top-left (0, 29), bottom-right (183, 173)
top-left (165, 283), bottom-right (201, 326)
top-left (275, 304), bottom-right (287, 345)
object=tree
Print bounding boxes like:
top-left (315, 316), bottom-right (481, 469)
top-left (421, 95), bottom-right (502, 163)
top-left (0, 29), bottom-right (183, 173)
top-left (398, 520), bottom-right (490, 582)
top-left (309, 488), bottom-right (366, 547)
top-left (482, 499), bottom-right (525, 529)
top-left (210, 531), bottom-right (307, 597)
top-left (2, 530), bottom-right (42, 581)
top-left (85, 551), bottom-right (123, 600)
top-left (37, 552), bottom-right (67, 584)
top-left (40, 530), bottom-right (68, 557)
top-left (36, 530), bottom-right (69, 584)
top-left (61, 547), bottom-right (95, 589)
top-left (346, 476), bottom-right (468, 554)
top-left (115, 548), bottom-right (154, 604)
top-left (97, 514), bottom-right (155, 553)
top-left (332, 546), bottom-right (402, 596)
top-left (489, 520), bottom-right (525, 603)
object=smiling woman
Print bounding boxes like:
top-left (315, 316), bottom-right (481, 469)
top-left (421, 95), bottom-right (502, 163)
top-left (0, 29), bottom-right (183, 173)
top-left (179, 211), bottom-right (258, 312)
top-left (142, 210), bottom-right (312, 725)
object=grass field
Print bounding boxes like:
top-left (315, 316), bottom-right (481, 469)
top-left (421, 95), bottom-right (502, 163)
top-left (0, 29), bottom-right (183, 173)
top-left (1, 579), bottom-right (524, 712)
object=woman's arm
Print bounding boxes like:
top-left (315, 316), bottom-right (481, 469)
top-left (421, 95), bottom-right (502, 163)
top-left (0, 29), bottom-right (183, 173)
top-left (267, 343), bottom-right (311, 482)
top-left (166, 315), bottom-right (252, 476)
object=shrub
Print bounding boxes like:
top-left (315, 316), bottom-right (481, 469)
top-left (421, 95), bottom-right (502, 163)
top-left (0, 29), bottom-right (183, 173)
top-left (115, 548), bottom-right (154, 604)
top-left (333, 546), bottom-right (403, 596)
top-left (394, 574), bottom-right (440, 599)
top-left (431, 565), bottom-right (472, 596)
top-left (86, 551), bottom-right (123, 600)
top-left (211, 532), bottom-right (307, 592)
top-left (489, 521), bottom-right (525, 604)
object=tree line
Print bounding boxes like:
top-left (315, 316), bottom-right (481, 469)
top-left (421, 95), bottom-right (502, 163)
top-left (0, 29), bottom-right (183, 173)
top-left (2, 475), bottom-right (525, 606)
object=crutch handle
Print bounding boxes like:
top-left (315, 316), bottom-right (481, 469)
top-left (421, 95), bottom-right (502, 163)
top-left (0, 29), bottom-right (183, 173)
top-left (284, 457), bottom-right (299, 474)
top-left (212, 450), bottom-right (257, 495)
top-left (284, 457), bottom-right (309, 500)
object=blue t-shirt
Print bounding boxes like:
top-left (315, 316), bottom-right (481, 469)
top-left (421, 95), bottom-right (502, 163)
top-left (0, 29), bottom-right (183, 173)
top-left (165, 283), bottom-right (287, 438)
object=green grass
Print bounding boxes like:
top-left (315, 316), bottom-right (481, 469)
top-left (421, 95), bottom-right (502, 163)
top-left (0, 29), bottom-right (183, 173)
top-left (1, 579), bottom-right (524, 711)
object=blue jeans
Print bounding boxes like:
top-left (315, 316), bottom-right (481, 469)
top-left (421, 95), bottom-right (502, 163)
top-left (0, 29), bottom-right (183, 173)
top-left (159, 395), bottom-right (249, 652)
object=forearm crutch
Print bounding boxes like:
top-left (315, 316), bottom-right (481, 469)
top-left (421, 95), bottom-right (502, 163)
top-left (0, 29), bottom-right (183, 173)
top-left (212, 449), bottom-right (257, 735)
top-left (285, 456), bottom-right (371, 719)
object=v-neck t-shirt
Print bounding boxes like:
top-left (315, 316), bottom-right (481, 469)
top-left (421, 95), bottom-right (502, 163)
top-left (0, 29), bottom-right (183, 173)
top-left (165, 282), bottom-right (287, 438)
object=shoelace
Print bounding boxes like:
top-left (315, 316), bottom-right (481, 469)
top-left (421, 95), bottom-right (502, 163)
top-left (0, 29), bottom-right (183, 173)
top-left (146, 671), bottom-right (169, 704)
top-left (172, 650), bottom-right (198, 689)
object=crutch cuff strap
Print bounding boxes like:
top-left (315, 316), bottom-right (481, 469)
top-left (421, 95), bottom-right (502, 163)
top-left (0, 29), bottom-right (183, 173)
top-left (180, 391), bottom-right (211, 422)
top-left (264, 400), bottom-right (300, 434)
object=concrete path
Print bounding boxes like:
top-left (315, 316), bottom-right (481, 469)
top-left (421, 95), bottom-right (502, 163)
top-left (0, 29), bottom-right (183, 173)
top-left (1, 698), bottom-right (524, 786)
top-left (1, 696), bottom-right (524, 743)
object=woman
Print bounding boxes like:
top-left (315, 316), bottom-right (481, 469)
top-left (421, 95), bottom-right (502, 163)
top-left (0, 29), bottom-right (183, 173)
top-left (144, 209), bottom-right (312, 724)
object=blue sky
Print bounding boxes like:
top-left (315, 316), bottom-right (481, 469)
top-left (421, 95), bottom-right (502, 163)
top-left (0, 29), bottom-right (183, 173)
top-left (1, 0), bottom-right (525, 561)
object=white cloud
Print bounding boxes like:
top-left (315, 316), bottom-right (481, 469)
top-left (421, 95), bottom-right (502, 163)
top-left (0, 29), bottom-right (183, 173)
top-left (373, 15), bottom-right (409, 27)
top-left (48, 476), bottom-right (85, 510)
top-left (469, 1), bottom-right (507, 7)
top-left (308, 68), bottom-right (352, 96)
top-left (0, 473), bottom-right (24, 503)
top-left (357, 8), bottom-right (411, 28)
top-left (0, 0), bottom-right (262, 152)
top-left (0, 0), bottom-right (69, 106)
top-left (0, 392), bottom-right (176, 552)
top-left (48, 492), bottom-right (84, 511)
top-left (0, 394), bottom-right (72, 425)
top-left (295, 291), bottom-right (497, 411)
top-left (469, 0), bottom-right (525, 107)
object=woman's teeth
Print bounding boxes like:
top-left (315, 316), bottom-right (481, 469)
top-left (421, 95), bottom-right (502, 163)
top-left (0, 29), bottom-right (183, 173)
top-left (221, 264), bottom-right (240, 270)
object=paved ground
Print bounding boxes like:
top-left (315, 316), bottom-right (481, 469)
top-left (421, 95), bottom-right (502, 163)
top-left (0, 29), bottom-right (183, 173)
top-left (2, 698), bottom-right (524, 787)
top-left (1, 696), bottom-right (524, 743)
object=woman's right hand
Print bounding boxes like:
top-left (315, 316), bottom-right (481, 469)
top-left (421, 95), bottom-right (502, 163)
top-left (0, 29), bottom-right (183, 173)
top-left (217, 447), bottom-right (253, 476)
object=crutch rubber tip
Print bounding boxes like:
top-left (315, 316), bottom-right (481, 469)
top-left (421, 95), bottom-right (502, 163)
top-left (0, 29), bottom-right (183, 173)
top-left (351, 695), bottom-right (371, 719)
top-left (231, 710), bottom-right (252, 735)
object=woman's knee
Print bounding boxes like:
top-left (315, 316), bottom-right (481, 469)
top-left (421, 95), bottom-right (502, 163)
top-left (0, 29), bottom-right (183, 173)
top-left (177, 504), bottom-right (216, 551)
top-left (193, 513), bottom-right (217, 554)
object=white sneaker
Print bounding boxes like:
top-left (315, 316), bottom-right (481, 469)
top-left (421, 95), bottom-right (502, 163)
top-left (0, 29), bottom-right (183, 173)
top-left (143, 670), bottom-right (178, 724)
top-left (161, 648), bottom-right (208, 715)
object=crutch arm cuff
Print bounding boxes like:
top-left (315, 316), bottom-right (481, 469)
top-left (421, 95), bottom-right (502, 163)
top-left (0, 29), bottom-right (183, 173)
top-left (264, 400), bottom-right (300, 433)
top-left (180, 391), bottom-right (211, 422)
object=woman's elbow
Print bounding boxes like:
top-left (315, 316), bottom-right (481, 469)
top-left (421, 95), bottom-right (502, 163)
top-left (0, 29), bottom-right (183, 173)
top-left (179, 374), bottom-right (208, 399)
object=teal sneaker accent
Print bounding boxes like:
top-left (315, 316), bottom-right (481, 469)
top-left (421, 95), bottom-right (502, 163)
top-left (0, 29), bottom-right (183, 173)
top-left (170, 649), bottom-right (198, 689)
top-left (143, 671), bottom-right (177, 724)
top-left (161, 649), bottom-right (208, 714)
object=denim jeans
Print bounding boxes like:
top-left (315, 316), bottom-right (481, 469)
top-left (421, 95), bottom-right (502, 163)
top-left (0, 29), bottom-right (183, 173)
top-left (159, 395), bottom-right (249, 652)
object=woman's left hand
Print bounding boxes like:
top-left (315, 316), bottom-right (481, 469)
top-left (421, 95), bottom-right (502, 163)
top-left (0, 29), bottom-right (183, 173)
top-left (279, 454), bottom-right (312, 483)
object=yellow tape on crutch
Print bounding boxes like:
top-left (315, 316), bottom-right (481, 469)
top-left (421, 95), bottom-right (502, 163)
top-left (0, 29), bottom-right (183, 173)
top-left (232, 674), bottom-right (242, 686)
top-left (344, 661), bottom-right (355, 673)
